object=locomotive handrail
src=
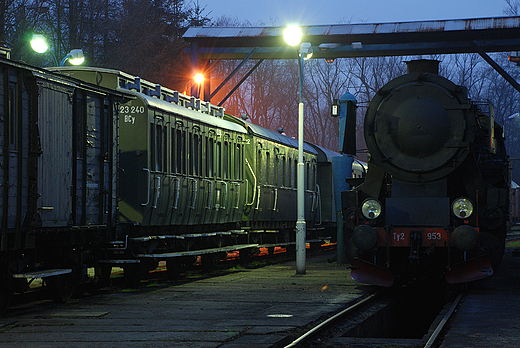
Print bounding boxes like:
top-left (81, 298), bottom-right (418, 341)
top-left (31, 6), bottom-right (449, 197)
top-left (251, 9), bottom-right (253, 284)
top-left (217, 180), bottom-right (228, 210)
top-left (187, 177), bottom-right (197, 209)
top-left (245, 159), bottom-right (257, 206)
top-left (166, 175), bottom-right (180, 210)
top-left (202, 179), bottom-right (213, 209)
top-left (152, 176), bottom-right (161, 208)
top-left (141, 168), bottom-right (151, 206)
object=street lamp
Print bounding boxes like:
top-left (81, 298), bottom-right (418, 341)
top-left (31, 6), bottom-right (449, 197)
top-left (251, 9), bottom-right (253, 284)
top-left (284, 25), bottom-right (313, 275)
top-left (60, 49), bottom-right (85, 66)
top-left (30, 33), bottom-right (84, 66)
top-left (194, 73), bottom-right (204, 99)
top-left (30, 34), bottom-right (48, 53)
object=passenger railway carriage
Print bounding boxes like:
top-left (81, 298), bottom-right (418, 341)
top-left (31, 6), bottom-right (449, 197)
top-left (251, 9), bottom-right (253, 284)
top-left (0, 55), bottom-right (340, 311)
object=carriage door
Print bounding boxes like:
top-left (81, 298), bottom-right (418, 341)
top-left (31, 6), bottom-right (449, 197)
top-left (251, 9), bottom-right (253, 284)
top-left (81, 93), bottom-right (111, 226)
top-left (37, 85), bottom-right (73, 227)
top-left (149, 113), bottom-right (167, 226)
top-left (172, 120), bottom-right (188, 225)
top-left (186, 124), bottom-right (202, 226)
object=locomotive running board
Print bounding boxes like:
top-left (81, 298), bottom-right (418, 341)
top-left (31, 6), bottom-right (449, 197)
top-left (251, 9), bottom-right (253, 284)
top-left (350, 259), bottom-right (394, 287)
top-left (446, 255), bottom-right (493, 284)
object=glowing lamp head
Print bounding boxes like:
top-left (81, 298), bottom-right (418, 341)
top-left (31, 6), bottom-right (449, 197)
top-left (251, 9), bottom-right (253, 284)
top-left (284, 25), bottom-right (302, 46)
top-left (68, 49), bottom-right (85, 65)
top-left (31, 34), bottom-right (48, 54)
top-left (195, 73), bottom-right (204, 84)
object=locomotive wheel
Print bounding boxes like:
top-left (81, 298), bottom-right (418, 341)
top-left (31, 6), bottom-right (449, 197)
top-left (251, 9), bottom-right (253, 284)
top-left (46, 274), bottom-right (75, 303)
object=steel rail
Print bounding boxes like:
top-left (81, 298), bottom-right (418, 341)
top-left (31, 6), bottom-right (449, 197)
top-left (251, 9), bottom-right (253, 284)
top-left (284, 292), bottom-right (381, 348)
top-left (424, 292), bottom-right (464, 348)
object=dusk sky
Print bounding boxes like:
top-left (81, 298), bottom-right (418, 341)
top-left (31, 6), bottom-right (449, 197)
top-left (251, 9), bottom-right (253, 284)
top-left (205, 0), bottom-right (511, 26)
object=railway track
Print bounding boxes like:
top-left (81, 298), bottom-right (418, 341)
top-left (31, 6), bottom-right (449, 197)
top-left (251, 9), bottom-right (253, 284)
top-left (284, 282), bottom-right (464, 348)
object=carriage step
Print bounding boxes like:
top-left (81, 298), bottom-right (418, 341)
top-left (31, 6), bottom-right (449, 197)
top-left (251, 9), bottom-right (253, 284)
top-left (13, 269), bottom-right (72, 279)
top-left (131, 235), bottom-right (185, 242)
top-left (136, 244), bottom-right (259, 259)
top-left (99, 259), bottom-right (141, 264)
top-left (258, 242), bottom-right (296, 248)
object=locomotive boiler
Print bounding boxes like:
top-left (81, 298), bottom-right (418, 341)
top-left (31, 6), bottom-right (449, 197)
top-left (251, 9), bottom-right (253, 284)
top-left (343, 60), bottom-right (509, 287)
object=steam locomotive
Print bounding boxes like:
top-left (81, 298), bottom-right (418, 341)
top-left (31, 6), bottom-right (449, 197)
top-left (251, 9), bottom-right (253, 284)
top-left (342, 60), bottom-right (509, 287)
top-left (0, 54), bottom-right (340, 311)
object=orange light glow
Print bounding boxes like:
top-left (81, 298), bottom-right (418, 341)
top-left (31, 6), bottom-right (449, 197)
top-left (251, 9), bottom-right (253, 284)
top-left (195, 73), bottom-right (204, 84)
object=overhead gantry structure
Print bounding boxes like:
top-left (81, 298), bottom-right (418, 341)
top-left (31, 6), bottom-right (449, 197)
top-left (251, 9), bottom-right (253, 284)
top-left (183, 16), bottom-right (520, 104)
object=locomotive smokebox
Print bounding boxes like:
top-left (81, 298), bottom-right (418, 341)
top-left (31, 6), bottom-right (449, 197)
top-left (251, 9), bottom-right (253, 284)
top-left (364, 59), bottom-right (473, 183)
top-left (406, 59), bottom-right (439, 75)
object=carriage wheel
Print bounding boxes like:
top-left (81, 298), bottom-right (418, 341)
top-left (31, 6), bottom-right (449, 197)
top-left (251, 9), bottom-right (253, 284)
top-left (46, 273), bottom-right (75, 303)
top-left (0, 271), bottom-right (13, 315)
top-left (95, 265), bottom-right (113, 287)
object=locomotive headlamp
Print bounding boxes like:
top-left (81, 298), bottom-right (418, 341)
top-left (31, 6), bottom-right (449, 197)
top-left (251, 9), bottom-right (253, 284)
top-left (452, 198), bottom-right (474, 219)
top-left (361, 199), bottom-right (382, 219)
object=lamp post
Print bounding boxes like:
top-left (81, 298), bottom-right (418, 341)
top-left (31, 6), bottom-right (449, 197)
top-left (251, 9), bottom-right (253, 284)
top-left (284, 25), bottom-right (312, 275)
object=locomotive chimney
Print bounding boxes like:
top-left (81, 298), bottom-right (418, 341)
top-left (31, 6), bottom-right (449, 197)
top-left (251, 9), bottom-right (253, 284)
top-left (406, 59), bottom-right (439, 75)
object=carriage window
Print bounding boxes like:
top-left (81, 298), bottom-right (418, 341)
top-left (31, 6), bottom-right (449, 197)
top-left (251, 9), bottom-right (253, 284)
top-left (188, 132), bottom-right (193, 175)
top-left (176, 128), bottom-right (185, 174)
top-left (306, 161), bottom-right (310, 190)
top-left (216, 141), bottom-right (222, 178)
top-left (235, 142), bottom-right (242, 180)
top-left (207, 137), bottom-right (214, 177)
top-left (193, 133), bottom-right (201, 176)
top-left (294, 159), bottom-right (298, 188)
top-left (286, 158), bottom-right (293, 187)
top-left (266, 152), bottom-right (271, 185)
top-left (275, 155), bottom-right (279, 186)
top-left (282, 156), bottom-right (286, 187)
top-left (155, 124), bottom-right (166, 172)
top-left (171, 128), bottom-right (175, 173)
top-left (257, 149), bottom-right (262, 185)
top-left (223, 141), bottom-right (229, 179)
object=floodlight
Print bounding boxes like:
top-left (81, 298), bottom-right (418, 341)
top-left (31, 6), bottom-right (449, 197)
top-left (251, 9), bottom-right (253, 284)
top-left (284, 25), bottom-right (301, 46)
